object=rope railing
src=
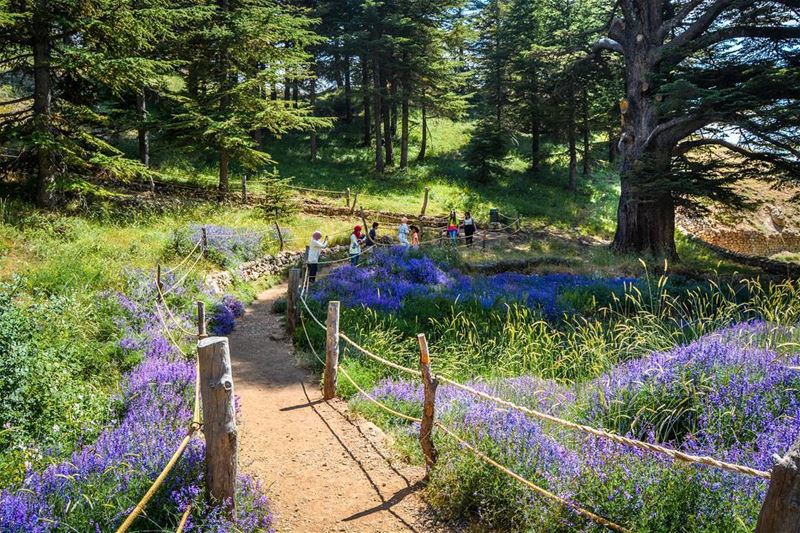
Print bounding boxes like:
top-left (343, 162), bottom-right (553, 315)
top-left (165, 240), bottom-right (203, 275)
top-left (434, 422), bottom-right (631, 533)
top-left (433, 373), bottom-right (771, 479)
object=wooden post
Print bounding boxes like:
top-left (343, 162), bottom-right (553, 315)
top-left (482, 232), bottom-right (486, 251)
top-left (197, 301), bottom-right (207, 338)
top-left (323, 301), bottom-right (340, 400)
top-left (201, 227), bottom-right (208, 257)
top-left (756, 437), bottom-right (800, 532)
top-left (420, 187), bottom-right (429, 216)
top-left (198, 336), bottom-right (237, 513)
top-left (304, 245), bottom-right (310, 264)
top-left (346, 188), bottom-right (351, 207)
top-left (274, 221), bottom-right (284, 251)
top-left (241, 174), bottom-right (247, 204)
top-left (156, 264), bottom-right (163, 300)
top-left (515, 217), bottom-right (520, 232)
top-left (287, 268), bottom-right (300, 335)
top-left (417, 333), bottom-right (438, 475)
top-left (350, 192), bottom-right (358, 214)
top-left (359, 207), bottom-right (368, 233)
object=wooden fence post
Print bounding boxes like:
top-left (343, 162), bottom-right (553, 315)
top-left (274, 221), bottom-right (284, 251)
top-left (198, 336), bottom-right (237, 514)
top-left (420, 187), bottom-right (429, 216)
top-left (359, 207), bottom-right (368, 233)
top-left (515, 217), bottom-right (520, 232)
top-left (197, 301), bottom-right (207, 338)
top-left (201, 227), bottom-right (208, 257)
top-left (417, 333), bottom-right (438, 476)
top-left (241, 174), bottom-right (247, 204)
top-left (350, 192), bottom-right (359, 214)
top-left (156, 264), bottom-right (163, 300)
top-left (346, 188), bottom-right (351, 207)
top-left (323, 301), bottom-right (340, 400)
top-left (756, 438), bottom-right (800, 532)
top-left (482, 232), bottom-right (486, 251)
top-left (287, 268), bottom-right (300, 335)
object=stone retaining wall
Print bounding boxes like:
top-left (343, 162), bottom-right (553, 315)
top-left (679, 216), bottom-right (800, 257)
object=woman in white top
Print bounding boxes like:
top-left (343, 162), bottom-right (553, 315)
top-left (350, 226), bottom-right (365, 266)
top-left (307, 231), bottom-right (328, 283)
top-left (398, 217), bottom-right (410, 247)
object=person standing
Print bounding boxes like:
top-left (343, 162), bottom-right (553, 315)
top-left (462, 211), bottom-right (476, 246)
top-left (307, 231), bottom-right (328, 283)
top-left (447, 211), bottom-right (459, 245)
top-left (367, 222), bottom-right (379, 248)
top-left (350, 225), bottom-right (365, 266)
top-left (410, 225), bottom-right (420, 248)
top-left (398, 217), bottom-right (410, 247)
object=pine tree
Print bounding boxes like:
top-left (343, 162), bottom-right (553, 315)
top-left (0, 0), bottom-right (197, 205)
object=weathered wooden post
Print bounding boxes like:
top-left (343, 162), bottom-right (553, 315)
top-left (274, 221), bottom-right (284, 251)
top-left (241, 174), bottom-right (247, 204)
top-left (346, 188), bottom-right (351, 208)
top-left (756, 438), bottom-right (800, 532)
top-left (482, 232), bottom-right (487, 251)
top-left (417, 333), bottom-right (438, 476)
top-left (287, 268), bottom-right (300, 335)
top-left (350, 192), bottom-right (359, 214)
top-left (156, 264), bottom-right (163, 300)
top-left (420, 187), bottom-right (429, 216)
top-left (198, 336), bottom-right (237, 514)
top-left (323, 301), bottom-right (340, 400)
top-left (197, 301), bottom-right (207, 338)
top-left (359, 207), bottom-right (369, 234)
top-left (201, 227), bottom-right (208, 258)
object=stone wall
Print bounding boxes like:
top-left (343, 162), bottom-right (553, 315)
top-left (205, 245), bottom-right (349, 294)
top-left (679, 216), bottom-right (800, 257)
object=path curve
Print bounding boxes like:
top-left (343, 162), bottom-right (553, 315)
top-left (229, 284), bottom-right (444, 532)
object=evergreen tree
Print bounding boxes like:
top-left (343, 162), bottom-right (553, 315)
top-left (592, 0), bottom-right (800, 258)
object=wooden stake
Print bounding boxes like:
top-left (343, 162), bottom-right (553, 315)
top-left (198, 336), bottom-right (237, 514)
top-left (197, 301), bottom-right (207, 339)
top-left (482, 233), bottom-right (486, 251)
top-left (241, 174), bottom-right (247, 204)
top-left (201, 227), bottom-right (208, 257)
top-left (420, 187), bottom-right (429, 216)
top-left (274, 221), bottom-right (284, 251)
top-left (287, 268), bottom-right (300, 335)
top-left (350, 192), bottom-right (358, 214)
top-left (756, 436), bottom-right (800, 532)
top-left (515, 217), bottom-right (520, 232)
top-left (346, 188), bottom-right (351, 207)
top-left (156, 264), bottom-right (163, 301)
top-left (323, 301), bottom-right (340, 400)
top-left (418, 333), bottom-right (438, 475)
top-left (359, 207), bottom-right (368, 233)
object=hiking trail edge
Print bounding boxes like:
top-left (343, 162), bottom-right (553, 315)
top-left (230, 283), bottom-right (449, 533)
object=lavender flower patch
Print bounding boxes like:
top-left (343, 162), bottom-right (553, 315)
top-left (310, 247), bottom-right (635, 316)
top-left (0, 270), bottom-right (273, 532)
top-left (189, 224), bottom-right (265, 266)
top-left (356, 322), bottom-right (799, 530)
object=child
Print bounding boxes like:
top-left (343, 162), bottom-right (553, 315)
top-left (398, 217), bottom-right (410, 247)
top-left (350, 225), bottom-right (365, 266)
top-left (367, 221), bottom-right (379, 248)
top-left (307, 231), bottom-right (328, 283)
top-left (410, 225), bottom-right (420, 248)
top-left (462, 211), bottom-right (476, 246)
top-left (447, 211), bottom-right (459, 245)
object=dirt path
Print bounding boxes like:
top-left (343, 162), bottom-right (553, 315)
top-left (229, 284), bottom-right (442, 533)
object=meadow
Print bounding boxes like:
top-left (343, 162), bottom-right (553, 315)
top-left (297, 246), bottom-right (800, 532)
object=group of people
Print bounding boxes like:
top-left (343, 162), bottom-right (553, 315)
top-left (306, 211), bottom-right (477, 283)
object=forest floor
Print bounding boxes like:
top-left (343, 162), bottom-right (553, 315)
top-left (228, 283), bottom-right (449, 533)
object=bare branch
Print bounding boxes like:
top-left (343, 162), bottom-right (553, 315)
top-left (592, 37), bottom-right (625, 55)
top-left (0, 96), bottom-right (32, 106)
top-left (674, 138), bottom-right (800, 176)
top-left (659, 0), bottom-right (707, 39)
top-left (667, 0), bottom-right (736, 52)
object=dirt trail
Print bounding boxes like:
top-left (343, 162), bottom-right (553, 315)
top-left (229, 284), bottom-right (441, 533)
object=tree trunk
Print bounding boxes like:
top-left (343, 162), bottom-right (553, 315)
top-left (381, 68), bottom-right (393, 166)
top-left (361, 55), bottom-right (371, 147)
top-left (310, 64), bottom-right (317, 162)
top-left (567, 83), bottom-right (578, 191)
top-left (372, 57), bottom-right (383, 172)
top-left (32, 4), bottom-right (54, 207)
top-left (530, 93), bottom-right (540, 172)
top-left (284, 77), bottom-right (291, 101)
top-left (219, 149), bottom-right (230, 194)
top-left (400, 90), bottom-right (409, 169)
top-left (582, 86), bottom-right (590, 176)
top-left (292, 81), bottom-right (298, 108)
top-left (344, 54), bottom-right (352, 123)
top-left (136, 88), bottom-right (153, 192)
top-left (612, 170), bottom-right (676, 258)
top-left (390, 77), bottom-right (398, 136)
top-left (417, 103), bottom-right (427, 162)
